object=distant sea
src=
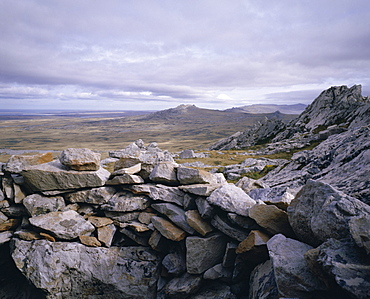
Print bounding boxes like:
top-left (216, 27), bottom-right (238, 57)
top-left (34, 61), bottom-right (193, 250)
top-left (0, 109), bottom-right (154, 120)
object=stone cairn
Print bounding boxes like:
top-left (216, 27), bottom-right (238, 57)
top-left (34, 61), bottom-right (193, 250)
top-left (0, 140), bottom-right (369, 298)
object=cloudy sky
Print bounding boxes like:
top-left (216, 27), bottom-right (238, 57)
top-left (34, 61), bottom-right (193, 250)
top-left (1, 0), bottom-right (370, 111)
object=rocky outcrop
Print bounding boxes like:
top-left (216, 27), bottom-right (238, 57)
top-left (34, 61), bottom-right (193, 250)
top-left (261, 125), bottom-right (370, 204)
top-left (210, 85), bottom-right (370, 154)
top-left (0, 130), bottom-right (369, 298)
top-left (209, 117), bottom-right (286, 150)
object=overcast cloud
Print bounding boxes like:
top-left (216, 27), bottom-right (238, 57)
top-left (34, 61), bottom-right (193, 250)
top-left (1, 0), bottom-right (370, 110)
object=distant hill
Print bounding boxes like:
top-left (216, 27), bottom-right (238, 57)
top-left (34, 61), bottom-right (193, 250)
top-left (225, 103), bottom-right (307, 114)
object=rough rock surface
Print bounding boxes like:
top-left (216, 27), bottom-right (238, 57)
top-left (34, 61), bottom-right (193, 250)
top-left (249, 259), bottom-right (279, 299)
top-left (186, 234), bottom-right (227, 274)
top-left (22, 160), bottom-right (110, 191)
top-left (312, 238), bottom-right (370, 299)
top-left (29, 210), bottom-right (95, 240)
top-left (23, 194), bottom-right (65, 216)
top-left (267, 234), bottom-right (328, 298)
top-left (4, 152), bottom-right (53, 174)
top-left (207, 184), bottom-right (256, 216)
top-left (59, 148), bottom-right (101, 171)
top-left (11, 239), bottom-right (160, 299)
top-left (287, 180), bottom-right (370, 246)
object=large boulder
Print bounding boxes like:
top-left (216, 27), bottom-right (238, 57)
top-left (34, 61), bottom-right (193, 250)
top-left (207, 184), bottom-right (256, 216)
top-left (22, 160), bottom-right (110, 192)
top-left (310, 238), bottom-right (370, 298)
top-left (287, 180), bottom-right (370, 247)
top-left (11, 239), bottom-right (160, 298)
top-left (267, 234), bottom-right (328, 298)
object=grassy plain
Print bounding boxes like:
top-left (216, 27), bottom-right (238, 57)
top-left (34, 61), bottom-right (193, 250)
top-left (0, 107), bottom-right (296, 159)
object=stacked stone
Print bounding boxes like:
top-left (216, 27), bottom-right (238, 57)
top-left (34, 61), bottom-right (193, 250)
top-left (0, 141), bottom-right (369, 298)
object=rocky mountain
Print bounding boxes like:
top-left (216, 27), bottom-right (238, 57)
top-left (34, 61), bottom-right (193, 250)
top-left (225, 103), bottom-right (307, 114)
top-left (210, 84), bottom-right (370, 151)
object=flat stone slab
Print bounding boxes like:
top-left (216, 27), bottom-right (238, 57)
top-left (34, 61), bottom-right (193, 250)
top-left (29, 210), bottom-right (95, 240)
top-left (22, 161), bottom-right (110, 192)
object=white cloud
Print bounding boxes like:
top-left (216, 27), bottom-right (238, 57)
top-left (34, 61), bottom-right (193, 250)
top-left (0, 0), bottom-right (369, 110)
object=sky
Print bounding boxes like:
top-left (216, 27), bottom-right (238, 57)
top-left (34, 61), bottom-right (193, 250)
top-left (1, 0), bottom-right (370, 111)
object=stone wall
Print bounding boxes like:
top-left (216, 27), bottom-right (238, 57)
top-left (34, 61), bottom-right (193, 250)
top-left (0, 142), bottom-right (369, 298)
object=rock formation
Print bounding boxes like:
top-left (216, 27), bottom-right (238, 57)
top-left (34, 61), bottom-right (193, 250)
top-left (0, 85), bottom-right (369, 298)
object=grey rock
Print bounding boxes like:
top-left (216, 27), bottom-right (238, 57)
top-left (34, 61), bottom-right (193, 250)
top-left (65, 186), bottom-right (116, 204)
top-left (207, 184), bottom-right (256, 216)
top-left (148, 184), bottom-right (186, 207)
top-left (248, 186), bottom-right (296, 210)
top-left (203, 263), bottom-right (232, 280)
top-left (313, 238), bottom-right (370, 299)
top-left (235, 176), bottom-right (268, 193)
top-left (22, 160), bottom-right (110, 191)
top-left (179, 183), bottom-right (220, 196)
top-left (177, 167), bottom-right (218, 185)
top-left (179, 149), bottom-right (195, 159)
top-left (13, 183), bottom-right (26, 204)
top-left (186, 233), bottom-right (227, 274)
top-left (162, 252), bottom-right (186, 276)
top-left (3, 152), bottom-right (53, 173)
top-left (29, 210), bottom-right (95, 240)
top-left (0, 211), bottom-right (8, 224)
top-left (249, 259), bottom-right (279, 299)
top-left (104, 211), bottom-right (140, 223)
top-left (0, 231), bottom-right (13, 244)
top-left (287, 180), bottom-right (370, 247)
top-left (11, 239), bottom-right (160, 298)
top-left (163, 272), bottom-right (202, 298)
top-left (149, 162), bottom-right (178, 185)
top-left (227, 213), bottom-right (260, 230)
top-left (2, 177), bottom-right (13, 200)
top-left (262, 125), bottom-right (370, 204)
top-left (106, 174), bottom-right (144, 185)
top-left (101, 191), bottom-right (150, 212)
top-left (152, 203), bottom-right (195, 234)
top-left (59, 148), bottom-right (101, 171)
top-left (349, 215), bottom-right (370, 254)
top-left (23, 194), bottom-right (65, 216)
top-left (195, 197), bottom-right (215, 219)
top-left (267, 234), bottom-right (328, 298)
top-left (209, 117), bottom-right (287, 150)
top-left (211, 215), bottom-right (249, 242)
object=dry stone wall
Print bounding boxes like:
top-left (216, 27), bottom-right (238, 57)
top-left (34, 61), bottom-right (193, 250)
top-left (0, 141), bottom-right (369, 298)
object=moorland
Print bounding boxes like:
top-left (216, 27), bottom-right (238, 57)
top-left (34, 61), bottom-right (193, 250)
top-left (0, 105), bottom-right (296, 161)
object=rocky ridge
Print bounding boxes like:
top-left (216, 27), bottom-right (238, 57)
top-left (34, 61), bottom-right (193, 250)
top-left (0, 136), bottom-right (368, 298)
top-left (210, 84), bottom-right (370, 152)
